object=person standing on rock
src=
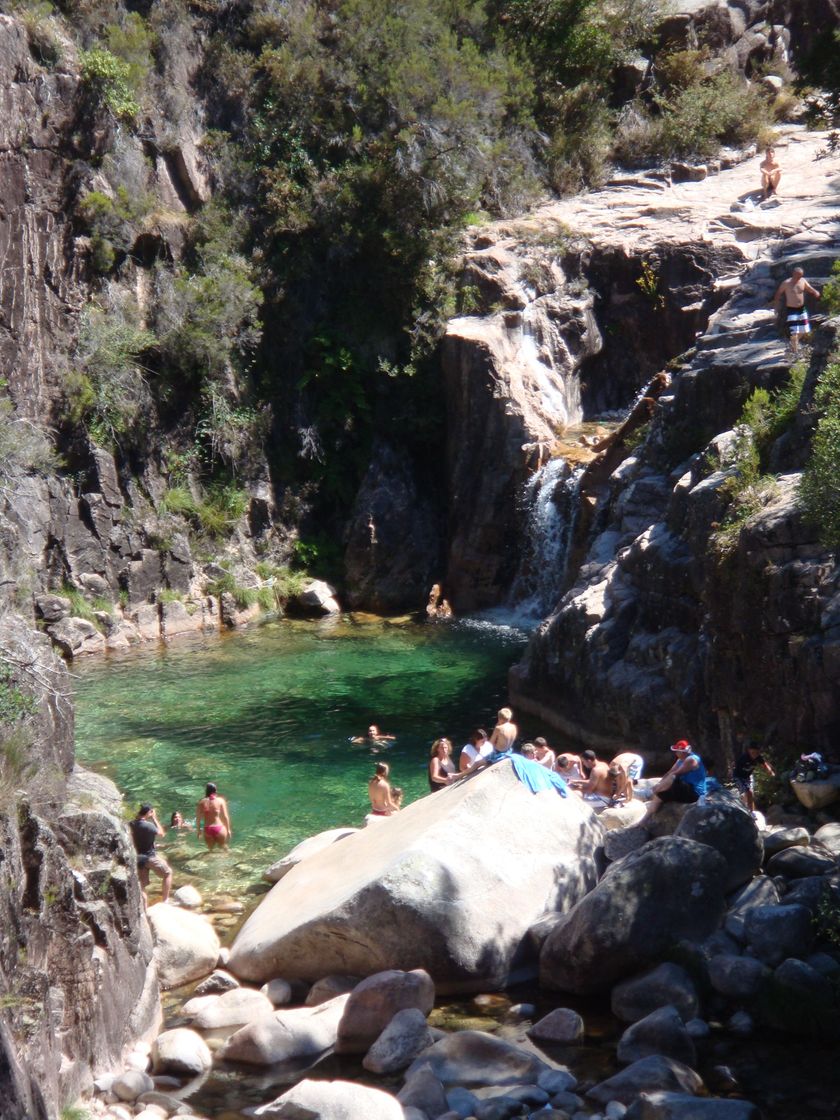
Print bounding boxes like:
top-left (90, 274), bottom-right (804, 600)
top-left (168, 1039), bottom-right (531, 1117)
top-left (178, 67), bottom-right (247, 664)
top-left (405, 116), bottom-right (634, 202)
top-left (196, 782), bottom-right (232, 850)
top-left (643, 739), bottom-right (707, 817)
top-left (760, 147), bottom-right (781, 199)
top-left (130, 803), bottom-right (172, 904)
top-left (368, 761), bottom-right (401, 815)
top-left (429, 738), bottom-right (457, 790)
top-left (610, 750), bottom-right (645, 784)
top-left (459, 728), bottom-right (492, 772)
top-left (774, 267), bottom-right (820, 355)
top-left (733, 742), bottom-right (775, 813)
top-left (490, 707), bottom-right (518, 753)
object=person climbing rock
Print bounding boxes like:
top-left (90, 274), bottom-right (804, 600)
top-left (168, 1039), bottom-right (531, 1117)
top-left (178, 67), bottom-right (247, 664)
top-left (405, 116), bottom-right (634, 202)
top-left (130, 803), bottom-right (172, 904)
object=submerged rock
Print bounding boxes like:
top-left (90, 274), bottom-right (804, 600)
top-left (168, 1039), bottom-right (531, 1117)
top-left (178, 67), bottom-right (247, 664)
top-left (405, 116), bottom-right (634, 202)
top-left (616, 1005), bottom-right (696, 1067)
top-left (611, 963), bottom-right (699, 1024)
top-left (624, 1092), bottom-right (761, 1119)
top-left (229, 761), bottom-right (601, 992)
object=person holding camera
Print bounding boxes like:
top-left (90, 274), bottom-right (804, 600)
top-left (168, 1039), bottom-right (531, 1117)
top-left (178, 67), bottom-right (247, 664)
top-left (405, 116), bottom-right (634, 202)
top-left (129, 803), bottom-right (172, 904)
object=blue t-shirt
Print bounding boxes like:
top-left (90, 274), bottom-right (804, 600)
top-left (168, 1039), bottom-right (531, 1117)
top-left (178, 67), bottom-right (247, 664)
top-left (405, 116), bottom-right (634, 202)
top-left (679, 753), bottom-right (707, 796)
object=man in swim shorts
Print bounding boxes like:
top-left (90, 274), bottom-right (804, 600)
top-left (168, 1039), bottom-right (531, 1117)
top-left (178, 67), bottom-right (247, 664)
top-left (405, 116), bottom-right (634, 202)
top-left (572, 750), bottom-right (613, 808)
top-left (774, 267), bottom-right (821, 355)
top-left (196, 782), bottom-right (232, 850)
top-left (130, 803), bottom-right (172, 904)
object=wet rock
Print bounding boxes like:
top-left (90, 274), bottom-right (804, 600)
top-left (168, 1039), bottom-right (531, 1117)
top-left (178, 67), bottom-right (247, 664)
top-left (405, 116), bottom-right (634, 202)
top-left (707, 955), bottom-right (769, 999)
top-left (624, 1092), bottom-right (761, 1119)
top-left (398, 1066), bottom-right (450, 1118)
top-left (362, 1007), bottom-right (433, 1074)
top-left (253, 1077), bottom-right (404, 1118)
top-left (219, 993), bottom-right (349, 1066)
top-left (193, 970), bottom-right (239, 996)
top-left (541, 839), bottom-right (727, 993)
top-left (744, 903), bottom-right (813, 966)
top-left (147, 904), bottom-right (221, 989)
top-left (335, 968), bottom-right (434, 1054)
top-left (611, 963), bottom-right (699, 1024)
top-left (765, 845), bottom-right (836, 878)
top-left (183, 987), bottom-right (274, 1029)
top-left (587, 1056), bottom-right (703, 1106)
top-left (674, 800), bottom-right (762, 892)
top-left (616, 1005), bottom-right (696, 1067)
top-left (405, 1029), bottom-right (552, 1087)
top-left (529, 1007), bottom-right (585, 1044)
top-left (263, 827), bottom-right (359, 883)
top-left (151, 1029), bottom-right (211, 1077)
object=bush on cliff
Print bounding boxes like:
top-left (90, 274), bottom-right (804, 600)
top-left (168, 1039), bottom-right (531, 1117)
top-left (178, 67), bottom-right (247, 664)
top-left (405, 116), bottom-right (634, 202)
top-left (800, 351), bottom-right (840, 548)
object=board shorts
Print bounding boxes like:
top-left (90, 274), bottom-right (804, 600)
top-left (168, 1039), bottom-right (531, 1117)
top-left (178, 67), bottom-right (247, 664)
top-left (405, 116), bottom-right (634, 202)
top-left (657, 779), bottom-right (700, 804)
top-left (787, 308), bottom-right (810, 336)
top-left (137, 852), bottom-right (170, 882)
top-left (734, 775), bottom-right (753, 794)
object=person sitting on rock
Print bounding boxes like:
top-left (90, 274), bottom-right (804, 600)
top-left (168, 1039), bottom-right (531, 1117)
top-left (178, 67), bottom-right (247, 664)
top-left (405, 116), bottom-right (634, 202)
top-left (429, 738), bottom-right (457, 791)
top-left (571, 750), bottom-right (613, 808)
top-left (490, 707), bottom-right (518, 753)
top-left (733, 742), bottom-right (775, 813)
top-left (760, 146), bottom-right (781, 199)
top-left (521, 741), bottom-right (537, 759)
top-left (459, 728), bottom-right (492, 772)
top-left (130, 803), bottom-right (172, 905)
top-left (644, 740), bottom-right (707, 817)
top-left (533, 737), bottom-right (556, 769)
top-left (607, 760), bottom-right (634, 805)
top-left (555, 753), bottom-right (584, 782)
top-left (196, 782), bottom-right (232, 850)
top-left (610, 750), bottom-right (645, 785)
top-left (368, 761), bottom-right (401, 816)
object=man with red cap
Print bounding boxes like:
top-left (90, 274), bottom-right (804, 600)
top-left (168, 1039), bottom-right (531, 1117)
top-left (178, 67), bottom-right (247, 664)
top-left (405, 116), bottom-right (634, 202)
top-left (643, 739), bottom-right (707, 817)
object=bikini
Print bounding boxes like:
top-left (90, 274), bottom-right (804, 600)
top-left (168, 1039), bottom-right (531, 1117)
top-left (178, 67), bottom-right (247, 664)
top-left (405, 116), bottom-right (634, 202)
top-left (204, 793), bottom-right (225, 836)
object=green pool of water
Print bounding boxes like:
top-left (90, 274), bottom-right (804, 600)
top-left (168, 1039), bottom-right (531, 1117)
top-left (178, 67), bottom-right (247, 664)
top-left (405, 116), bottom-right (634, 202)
top-left (73, 614), bottom-right (527, 894)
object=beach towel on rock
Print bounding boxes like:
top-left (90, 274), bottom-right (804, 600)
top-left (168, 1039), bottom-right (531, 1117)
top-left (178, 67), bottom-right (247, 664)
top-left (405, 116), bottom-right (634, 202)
top-left (489, 750), bottom-right (568, 796)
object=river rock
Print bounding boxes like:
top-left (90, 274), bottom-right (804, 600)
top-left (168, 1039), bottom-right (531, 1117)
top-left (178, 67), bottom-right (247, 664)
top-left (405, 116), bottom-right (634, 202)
top-left (814, 822), bottom-right (840, 857)
top-left (252, 1077), bottom-right (404, 1118)
top-left (529, 1007), bottom-right (585, 1044)
top-left (780, 875), bottom-right (829, 912)
top-left (261, 978), bottom-right (293, 1007)
top-left (336, 968), bottom-right (434, 1053)
top-left (151, 1029), bottom-right (212, 1076)
top-left (404, 1029), bottom-right (552, 1087)
top-left (707, 955), bottom-right (769, 999)
top-left (305, 974), bottom-right (361, 1005)
top-left (398, 1066), bottom-right (450, 1117)
top-left (765, 845), bottom-right (836, 878)
top-left (674, 800), bottom-right (762, 891)
top-left (604, 825), bottom-right (650, 862)
top-left (183, 987), bottom-right (274, 1029)
top-left (541, 839), bottom-right (726, 993)
top-left (616, 1005), bottom-right (696, 1066)
top-left (744, 904), bottom-right (813, 965)
top-left (263, 828), bottom-right (360, 883)
top-left (624, 1092), bottom-right (761, 1120)
top-left (600, 802), bottom-right (648, 831)
top-left (287, 580), bottom-right (341, 617)
top-left (147, 904), bottom-right (221, 989)
top-left (193, 970), bottom-right (239, 996)
top-left (218, 993), bottom-right (349, 1066)
top-left (447, 1086), bottom-right (480, 1117)
top-left (587, 1057), bottom-right (704, 1105)
top-left (229, 761), bottom-right (601, 992)
top-left (791, 778), bottom-right (839, 811)
top-left (362, 1007), bottom-right (433, 1074)
top-left (113, 1070), bottom-right (155, 1101)
top-left (611, 963), bottom-right (699, 1024)
top-left (724, 876), bottom-right (780, 941)
top-left (173, 884), bottom-right (202, 909)
top-left (762, 828), bottom-right (810, 859)
top-left (48, 615), bottom-right (107, 657)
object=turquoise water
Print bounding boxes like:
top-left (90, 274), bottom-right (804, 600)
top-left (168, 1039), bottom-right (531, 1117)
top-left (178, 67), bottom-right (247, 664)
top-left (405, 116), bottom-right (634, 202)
top-left (73, 615), bottom-right (527, 892)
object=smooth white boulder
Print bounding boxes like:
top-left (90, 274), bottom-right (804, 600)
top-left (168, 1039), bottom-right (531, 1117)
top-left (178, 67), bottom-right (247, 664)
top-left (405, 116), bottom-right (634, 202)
top-left (218, 993), bottom-right (350, 1066)
top-left (147, 903), bottom-right (220, 989)
top-left (183, 987), bottom-right (274, 1029)
top-left (230, 760), bottom-right (601, 993)
top-left (251, 1078), bottom-right (403, 1118)
top-left (173, 884), bottom-right (202, 909)
top-left (151, 1028), bottom-right (212, 1076)
top-left (264, 827), bottom-right (360, 883)
top-left (112, 1070), bottom-right (154, 1101)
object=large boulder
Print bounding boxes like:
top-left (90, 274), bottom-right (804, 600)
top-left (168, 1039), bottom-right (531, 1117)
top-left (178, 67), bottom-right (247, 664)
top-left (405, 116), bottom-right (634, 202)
top-left (182, 987), bottom-right (274, 1029)
top-left (540, 838), bottom-right (727, 993)
top-left (674, 799), bottom-right (762, 892)
top-left (336, 969), bottom-right (434, 1054)
top-left (616, 1005), bottom-right (696, 1066)
top-left (264, 828), bottom-right (359, 883)
top-left (218, 994), bottom-right (349, 1066)
top-left (587, 1056), bottom-right (704, 1106)
top-left (724, 876), bottom-right (780, 942)
top-left (151, 1029), bottom-right (212, 1076)
top-left (147, 903), bottom-right (220, 989)
top-left (744, 904), bottom-right (814, 966)
top-left (814, 822), bottom-right (840, 857)
top-left (229, 761), bottom-right (601, 993)
top-left (765, 846), bottom-right (836, 879)
top-left (404, 1030), bottom-right (552, 1087)
top-left (252, 1078), bottom-right (403, 1119)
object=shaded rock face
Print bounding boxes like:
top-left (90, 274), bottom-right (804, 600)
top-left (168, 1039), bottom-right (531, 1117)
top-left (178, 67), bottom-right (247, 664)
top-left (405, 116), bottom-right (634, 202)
top-left (0, 621), bottom-right (158, 1117)
top-left (229, 761), bottom-right (601, 993)
top-left (343, 441), bottom-right (441, 613)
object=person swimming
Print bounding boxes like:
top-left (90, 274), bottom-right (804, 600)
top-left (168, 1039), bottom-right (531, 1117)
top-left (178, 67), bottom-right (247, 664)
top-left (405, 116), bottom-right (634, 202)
top-left (351, 723), bottom-right (396, 750)
top-left (169, 810), bottom-right (194, 832)
top-left (196, 782), bottom-right (232, 850)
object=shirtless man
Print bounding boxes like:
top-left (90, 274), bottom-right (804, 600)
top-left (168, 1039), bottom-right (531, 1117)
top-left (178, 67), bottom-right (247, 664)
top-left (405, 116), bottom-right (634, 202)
top-left (774, 267), bottom-right (821, 354)
top-left (611, 751), bottom-right (645, 784)
top-left (533, 737), bottom-right (556, 769)
top-left (368, 761), bottom-right (401, 816)
top-left (490, 708), bottom-right (518, 753)
top-left (572, 750), bottom-right (612, 808)
top-left (760, 147), bottom-right (781, 199)
top-left (555, 753), bottom-right (584, 783)
top-left (196, 782), bottom-right (232, 850)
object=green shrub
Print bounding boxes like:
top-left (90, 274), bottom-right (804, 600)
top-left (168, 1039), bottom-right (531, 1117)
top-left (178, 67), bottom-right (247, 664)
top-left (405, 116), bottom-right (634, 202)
top-left (161, 481), bottom-right (248, 539)
top-left (11, 0), bottom-right (62, 67)
top-left (800, 353), bottom-right (840, 547)
top-left (59, 586), bottom-right (102, 628)
top-left (160, 487), bottom-right (198, 517)
top-left (77, 186), bottom-right (153, 272)
top-left (79, 47), bottom-right (140, 122)
top-left (822, 260), bottom-right (840, 316)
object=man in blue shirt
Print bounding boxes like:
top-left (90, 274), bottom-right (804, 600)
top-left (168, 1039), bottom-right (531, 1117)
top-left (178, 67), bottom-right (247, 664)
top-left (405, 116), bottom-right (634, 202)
top-left (644, 739), bottom-right (707, 818)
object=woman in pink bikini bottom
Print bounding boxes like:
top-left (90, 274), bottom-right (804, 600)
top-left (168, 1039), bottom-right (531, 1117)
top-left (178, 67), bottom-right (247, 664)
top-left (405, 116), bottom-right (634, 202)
top-left (196, 782), bottom-right (232, 850)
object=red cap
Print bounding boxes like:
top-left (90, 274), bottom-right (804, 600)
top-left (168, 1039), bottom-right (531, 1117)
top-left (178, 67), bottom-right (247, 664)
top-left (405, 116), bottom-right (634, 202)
top-left (671, 739), bottom-right (691, 752)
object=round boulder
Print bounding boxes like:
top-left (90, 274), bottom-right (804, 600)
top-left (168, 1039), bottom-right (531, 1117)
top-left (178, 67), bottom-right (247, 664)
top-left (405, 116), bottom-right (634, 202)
top-left (335, 968), bottom-right (434, 1054)
top-left (529, 1007), bottom-right (585, 1044)
top-left (184, 987), bottom-right (274, 1029)
top-left (765, 846), bottom-right (836, 879)
top-left (616, 1005), bottom-right (696, 1067)
top-left (147, 903), bottom-right (220, 989)
top-left (814, 822), bottom-right (840, 858)
top-left (152, 1028), bottom-right (212, 1076)
top-left (744, 904), bottom-right (814, 966)
top-left (541, 838), bottom-right (727, 994)
top-left (708, 954), bottom-right (770, 999)
top-left (258, 1077), bottom-right (404, 1119)
top-left (404, 1029), bottom-right (552, 1088)
top-left (112, 1070), bottom-right (154, 1102)
top-left (762, 828), bottom-right (810, 860)
top-left (675, 800), bottom-right (762, 892)
top-left (362, 1007), bottom-right (433, 1074)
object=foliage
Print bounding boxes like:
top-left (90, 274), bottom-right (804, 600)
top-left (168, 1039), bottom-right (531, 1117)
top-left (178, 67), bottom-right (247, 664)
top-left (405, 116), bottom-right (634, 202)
top-left (79, 47), bottom-right (139, 122)
top-left (822, 260), bottom-right (840, 317)
top-left (636, 259), bottom-right (664, 309)
top-left (77, 185), bottom-right (153, 273)
top-left (161, 482), bottom-right (249, 539)
top-left (65, 300), bottom-right (155, 448)
top-left (800, 353), bottom-right (840, 549)
top-left (9, 0), bottom-right (62, 67)
top-left (814, 887), bottom-right (840, 950)
top-left (60, 586), bottom-right (104, 628)
top-left (0, 663), bottom-right (36, 726)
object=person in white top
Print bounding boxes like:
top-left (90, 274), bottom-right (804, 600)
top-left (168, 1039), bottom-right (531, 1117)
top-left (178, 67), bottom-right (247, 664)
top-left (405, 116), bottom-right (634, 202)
top-left (533, 737), bottom-right (556, 769)
top-left (459, 728), bottom-right (492, 772)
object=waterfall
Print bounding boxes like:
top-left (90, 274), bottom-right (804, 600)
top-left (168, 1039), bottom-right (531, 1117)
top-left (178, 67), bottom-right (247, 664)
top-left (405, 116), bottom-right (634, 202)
top-left (509, 456), bottom-right (583, 620)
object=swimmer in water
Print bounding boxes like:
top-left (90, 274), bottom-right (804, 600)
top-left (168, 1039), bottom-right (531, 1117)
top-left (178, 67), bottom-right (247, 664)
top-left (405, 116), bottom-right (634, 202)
top-left (351, 723), bottom-right (397, 750)
top-left (196, 782), bottom-right (232, 850)
top-left (170, 810), bottom-right (194, 832)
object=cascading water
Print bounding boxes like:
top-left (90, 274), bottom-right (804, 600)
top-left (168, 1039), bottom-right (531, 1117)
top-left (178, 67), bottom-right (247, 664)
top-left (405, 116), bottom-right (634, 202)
top-left (509, 456), bottom-right (583, 620)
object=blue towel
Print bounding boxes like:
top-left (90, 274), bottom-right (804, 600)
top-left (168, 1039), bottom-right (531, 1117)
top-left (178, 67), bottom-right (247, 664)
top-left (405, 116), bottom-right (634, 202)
top-left (488, 750), bottom-right (568, 797)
